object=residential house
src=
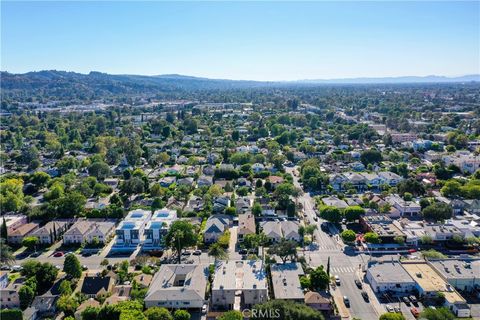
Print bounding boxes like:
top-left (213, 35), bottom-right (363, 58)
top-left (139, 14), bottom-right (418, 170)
top-left (7, 222), bottom-right (39, 244)
top-left (30, 220), bottom-right (70, 245)
top-left (184, 195), bottom-right (205, 213)
top-left (270, 263), bottom-right (304, 302)
top-left (260, 221), bottom-right (300, 243)
top-left (75, 299), bottom-right (100, 320)
top-left (23, 293), bottom-right (58, 320)
top-left (237, 213), bottom-right (256, 242)
top-left (133, 274), bottom-right (153, 289)
top-left (386, 194), bottom-right (421, 218)
top-left (212, 260), bottom-right (268, 310)
top-left (236, 197), bottom-right (252, 214)
top-left (159, 176), bottom-right (176, 188)
top-left (304, 292), bottom-right (332, 311)
top-left (2, 215), bottom-right (27, 234)
top-left (213, 196), bottom-right (231, 213)
top-left (465, 199), bottom-right (480, 215)
top-left (322, 196), bottom-right (348, 209)
top-left (204, 215), bottom-right (232, 244)
top-left (0, 277), bottom-right (24, 308)
top-left (63, 219), bottom-right (116, 245)
top-left (81, 275), bottom-right (115, 298)
top-left (197, 175), bottom-right (213, 187)
top-left (260, 221), bottom-right (282, 243)
top-left (145, 264), bottom-right (209, 309)
top-left (378, 171), bottom-right (403, 186)
top-left (252, 163), bottom-right (265, 173)
top-left (267, 176), bottom-right (284, 188)
top-left (177, 177), bottom-right (195, 187)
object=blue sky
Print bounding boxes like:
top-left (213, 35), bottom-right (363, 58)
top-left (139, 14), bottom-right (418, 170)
top-left (1, 1), bottom-right (479, 81)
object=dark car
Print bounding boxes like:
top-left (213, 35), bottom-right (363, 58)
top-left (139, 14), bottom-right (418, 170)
top-left (409, 295), bottom-right (418, 306)
top-left (354, 279), bottom-right (362, 289)
top-left (361, 291), bottom-right (369, 302)
top-left (30, 252), bottom-right (41, 257)
top-left (239, 249), bottom-right (248, 255)
top-left (402, 296), bottom-right (411, 306)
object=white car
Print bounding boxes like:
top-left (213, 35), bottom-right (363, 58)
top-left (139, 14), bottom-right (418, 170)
top-left (12, 265), bottom-right (23, 272)
top-left (202, 304), bottom-right (208, 314)
top-left (334, 275), bottom-right (341, 285)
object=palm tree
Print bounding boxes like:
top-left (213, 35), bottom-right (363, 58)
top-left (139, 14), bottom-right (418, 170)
top-left (0, 239), bottom-right (15, 266)
top-left (208, 243), bottom-right (227, 265)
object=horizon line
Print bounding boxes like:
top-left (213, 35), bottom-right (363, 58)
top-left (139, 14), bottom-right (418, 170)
top-left (2, 69), bottom-right (480, 83)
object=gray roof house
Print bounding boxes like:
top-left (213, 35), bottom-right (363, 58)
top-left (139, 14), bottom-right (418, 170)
top-left (145, 264), bottom-right (209, 309)
top-left (204, 215), bottom-right (232, 244)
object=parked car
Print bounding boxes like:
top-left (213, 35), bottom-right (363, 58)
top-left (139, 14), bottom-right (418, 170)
top-left (394, 306), bottom-right (401, 313)
top-left (193, 250), bottom-right (202, 255)
top-left (239, 249), bottom-right (248, 255)
top-left (82, 265), bottom-right (88, 271)
top-left (361, 291), bottom-right (369, 301)
top-left (386, 305), bottom-right (394, 312)
top-left (343, 296), bottom-right (350, 307)
top-left (354, 279), bottom-right (362, 288)
top-left (0, 265), bottom-right (11, 271)
top-left (334, 275), bottom-right (341, 285)
top-left (181, 250), bottom-right (191, 256)
top-left (409, 295), bottom-right (418, 306)
top-left (53, 251), bottom-right (64, 257)
top-left (402, 296), bottom-right (411, 306)
top-left (410, 307), bottom-right (420, 318)
top-left (202, 304), bottom-right (208, 314)
top-left (30, 252), bottom-right (41, 257)
top-left (12, 265), bottom-right (23, 272)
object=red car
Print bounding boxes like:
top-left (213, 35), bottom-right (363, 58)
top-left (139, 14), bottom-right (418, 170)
top-left (410, 307), bottom-right (420, 318)
top-left (53, 251), bottom-right (64, 257)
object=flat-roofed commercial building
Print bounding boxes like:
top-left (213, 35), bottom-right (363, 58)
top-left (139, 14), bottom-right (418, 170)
top-left (429, 259), bottom-right (480, 292)
top-left (402, 261), bottom-right (471, 318)
top-left (366, 261), bottom-right (416, 293)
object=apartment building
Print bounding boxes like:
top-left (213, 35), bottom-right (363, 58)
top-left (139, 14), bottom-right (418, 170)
top-left (114, 210), bottom-right (151, 247)
top-left (212, 260), bottom-right (268, 310)
top-left (143, 208), bottom-right (177, 249)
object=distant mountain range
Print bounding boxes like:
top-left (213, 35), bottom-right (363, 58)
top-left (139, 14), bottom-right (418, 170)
top-left (296, 74), bottom-right (480, 84)
top-left (1, 70), bottom-right (479, 101)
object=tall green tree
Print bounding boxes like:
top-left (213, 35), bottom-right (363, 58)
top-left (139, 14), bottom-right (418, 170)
top-left (268, 239), bottom-right (297, 263)
top-left (164, 221), bottom-right (198, 264)
top-left (63, 253), bottom-right (82, 278)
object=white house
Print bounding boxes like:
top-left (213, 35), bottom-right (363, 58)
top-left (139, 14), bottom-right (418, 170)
top-left (143, 208), bottom-right (177, 249)
top-left (114, 210), bottom-right (151, 247)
